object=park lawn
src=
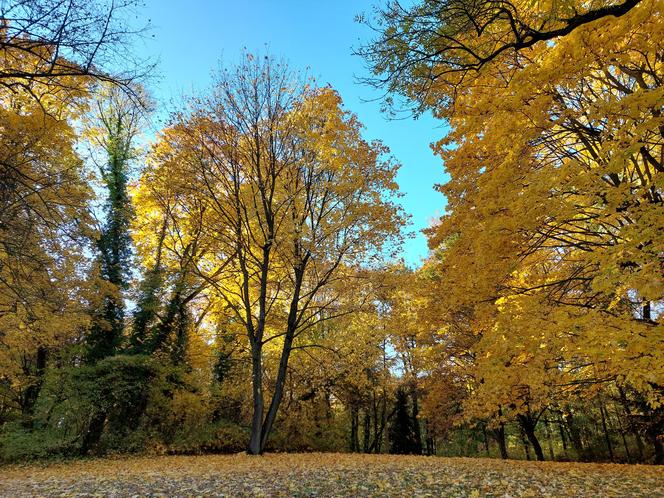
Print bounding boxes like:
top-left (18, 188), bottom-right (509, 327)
top-left (1, 453), bottom-right (662, 497)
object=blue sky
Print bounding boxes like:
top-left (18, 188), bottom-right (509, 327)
top-left (134, 0), bottom-right (449, 267)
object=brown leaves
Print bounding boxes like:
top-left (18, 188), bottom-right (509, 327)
top-left (2, 453), bottom-right (663, 497)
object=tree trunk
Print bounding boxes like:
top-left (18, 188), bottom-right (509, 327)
top-left (257, 261), bottom-right (306, 453)
top-left (410, 383), bottom-right (423, 455)
top-left (614, 406), bottom-right (632, 464)
top-left (482, 424), bottom-right (490, 457)
top-left (424, 419), bottom-right (435, 456)
top-left (618, 386), bottom-right (645, 461)
top-left (248, 343), bottom-right (264, 455)
top-left (652, 433), bottom-right (664, 465)
top-left (544, 417), bottom-right (555, 461)
top-left (521, 429), bottom-right (532, 461)
top-left (80, 411), bottom-right (107, 455)
top-left (556, 413), bottom-right (569, 459)
top-left (598, 394), bottom-right (615, 462)
top-left (21, 346), bottom-right (47, 425)
top-left (564, 411), bottom-right (585, 459)
top-left (350, 405), bottom-right (359, 452)
top-left (363, 409), bottom-right (371, 453)
top-left (518, 414), bottom-right (545, 461)
top-left (493, 423), bottom-right (509, 459)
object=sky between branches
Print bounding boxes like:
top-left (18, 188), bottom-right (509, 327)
top-left (131, 0), bottom-right (448, 267)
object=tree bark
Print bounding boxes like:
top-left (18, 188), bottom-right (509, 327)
top-left (493, 423), bottom-right (509, 459)
top-left (518, 413), bottom-right (545, 461)
top-left (248, 342), bottom-right (264, 455)
top-left (598, 394), bottom-right (615, 462)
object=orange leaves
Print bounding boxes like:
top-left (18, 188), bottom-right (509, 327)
top-left (413, 0), bottom-right (664, 424)
top-left (3, 453), bottom-right (664, 496)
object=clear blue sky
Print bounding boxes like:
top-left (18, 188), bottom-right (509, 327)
top-left (134, 0), bottom-right (449, 267)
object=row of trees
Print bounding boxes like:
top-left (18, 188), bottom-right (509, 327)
top-left (1, 0), bottom-right (411, 458)
top-left (0, 0), bottom-right (661, 464)
top-left (360, 0), bottom-right (663, 463)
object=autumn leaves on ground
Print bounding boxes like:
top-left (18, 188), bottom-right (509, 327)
top-left (3, 454), bottom-right (663, 497)
top-left (1, 0), bottom-right (663, 496)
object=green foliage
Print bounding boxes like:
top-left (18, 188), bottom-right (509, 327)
top-left (0, 423), bottom-right (76, 463)
top-left (167, 420), bottom-right (249, 455)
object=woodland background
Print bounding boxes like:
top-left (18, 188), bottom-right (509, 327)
top-left (0, 0), bottom-right (662, 465)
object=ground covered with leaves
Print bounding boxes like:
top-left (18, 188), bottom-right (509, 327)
top-left (1, 453), bottom-right (662, 497)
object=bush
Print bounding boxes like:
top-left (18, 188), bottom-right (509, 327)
top-left (0, 422), bottom-right (77, 463)
top-left (167, 420), bottom-right (249, 454)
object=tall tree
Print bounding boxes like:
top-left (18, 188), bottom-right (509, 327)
top-left (137, 54), bottom-right (405, 454)
top-left (85, 86), bottom-right (143, 360)
top-left (362, 0), bottom-right (663, 462)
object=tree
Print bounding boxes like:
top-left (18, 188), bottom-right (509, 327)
top-left (389, 387), bottom-right (421, 454)
top-left (362, 0), bottom-right (663, 463)
top-left (0, 0), bottom-right (150, 105)
top-left (78, 85), bottom-right (145, 454)
top-left (0, 81), bottom-right (93, 424)
top-left (137, 54), bottom-right (405, 454)
top-left (85, 85), bottom-right (144, 361)
top-left (358, 0), bottom-right (644, 115)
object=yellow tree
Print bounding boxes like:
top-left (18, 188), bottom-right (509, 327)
top-left (0, 66), bottom-right (93, 422)
top-left (362, 0), bottom-right (663, 461)
top-left (1, 0), bottom-right (150, 104)
top-left (136, 54), bottom-right (405, 454)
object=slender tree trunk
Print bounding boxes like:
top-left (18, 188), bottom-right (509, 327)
top-left (614, 406), bottom-right (632, 464)
top-left (557, 413), bottom-right (569, 459)
top-left (350, 405), bottom-right (359, 452)
top-left (410, 383), bottom-right (423, 455)
top-left (564, 411), bottom-right (585, 459)
top-left (424, 419), bottom-right (435, 456)
top-left (544, 418), bottom-right (555, 461)
top-left (363, 409), bottom-right (371, 453)
top-left (494, 407), bottom-right (509, 459)
top-left (482, 425), bottom-right (490, 457)
top-left (248, 342), bottom-right (264, 455)
top-left (645, 410), bottom-right (664, 465)
top-left (257, 261), bottom-right (306, 453)
top-left (618, 386), bottom-right (645, 461)
top-left (492, 424), bottom-right (509, 459)
top-left (598, 394), bottom-right (615, 462)
top-left (521, 428), bottom-right (532, 461)
top-left (652, 434), bottom-right (664, 465)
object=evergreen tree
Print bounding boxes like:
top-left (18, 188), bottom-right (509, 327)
top-left (389, 387), bottom-right (421, 454)
top-left (86, 87), bottom-right (142, 361)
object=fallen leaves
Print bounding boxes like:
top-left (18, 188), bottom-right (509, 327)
top-left (1, 453), bottom-right (662, 497)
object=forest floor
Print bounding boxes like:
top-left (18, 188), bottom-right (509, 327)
top-left (1, 452), bottom-right (662, 497)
